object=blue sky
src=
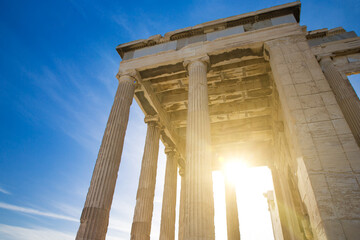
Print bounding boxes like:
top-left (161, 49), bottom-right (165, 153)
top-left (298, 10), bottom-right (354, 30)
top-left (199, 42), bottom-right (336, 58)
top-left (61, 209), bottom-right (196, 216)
top-left (0, 0), bottom-right (359, 239)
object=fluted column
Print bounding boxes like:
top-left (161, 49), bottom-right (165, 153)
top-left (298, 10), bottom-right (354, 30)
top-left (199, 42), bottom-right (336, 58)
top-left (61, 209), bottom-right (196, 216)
top-left (159, 148), bottom-right (178, 240)
top-left (320, 56), bottom-right (360, 145)
top-left (76, 72), bottom-right (136, 240)
top-left (178, 167), bottom-right (185, 240)
top-left (183, 56), bottom-right (215, 240)
top-left (131, 116), bottom-right (161, 240)
top-left (224, 177), bottom-right (240, 240)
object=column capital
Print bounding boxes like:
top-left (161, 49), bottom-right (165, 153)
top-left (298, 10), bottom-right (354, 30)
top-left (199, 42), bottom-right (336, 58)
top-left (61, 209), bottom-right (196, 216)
top-left (116, 69), bottom-right (140, 84)
top-left (164, 147), bottom-right (176, 155)
top-left (144, 115), bottom-right (162, 128)
top-left (183, 55), bottom-right (210, 73)
top-left (317, 54), bottom-right (333, 62)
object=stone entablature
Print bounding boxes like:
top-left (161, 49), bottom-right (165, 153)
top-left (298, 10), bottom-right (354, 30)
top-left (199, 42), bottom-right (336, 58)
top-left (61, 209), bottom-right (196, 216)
top-left (116, 2), bottom-right (300, 60)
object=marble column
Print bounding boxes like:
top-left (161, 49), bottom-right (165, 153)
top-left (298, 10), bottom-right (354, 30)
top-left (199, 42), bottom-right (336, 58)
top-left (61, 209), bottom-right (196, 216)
top-left (183, 56), bottom-right (215, 240)
top-left (76, 72), bottom-right (136, 240)
top-left (131, 116), bottom-right (161, 240)
top-left (159, 148), bottom-right (178, 240)
top-left (224, 177), bottom-right (240, 240)
top-left (320, 56), bottom-right (360, 145)
top-left (178, 167), bottom-right (185, 240)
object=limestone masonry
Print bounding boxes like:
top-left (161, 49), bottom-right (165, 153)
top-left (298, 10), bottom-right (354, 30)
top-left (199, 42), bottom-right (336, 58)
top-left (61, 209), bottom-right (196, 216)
top-left (76, 2), bottom-right (360, 240)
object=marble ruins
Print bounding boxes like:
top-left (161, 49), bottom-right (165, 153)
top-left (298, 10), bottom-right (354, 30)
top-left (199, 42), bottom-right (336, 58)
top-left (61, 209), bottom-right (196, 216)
top-left (76, 2), bottom-right (360, 240)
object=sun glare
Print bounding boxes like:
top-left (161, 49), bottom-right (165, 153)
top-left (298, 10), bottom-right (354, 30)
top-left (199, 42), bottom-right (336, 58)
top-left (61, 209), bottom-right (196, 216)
top-left (212, 158), bottom-right (275, 240)
top-left (224, 159), bottom-right (248, 183)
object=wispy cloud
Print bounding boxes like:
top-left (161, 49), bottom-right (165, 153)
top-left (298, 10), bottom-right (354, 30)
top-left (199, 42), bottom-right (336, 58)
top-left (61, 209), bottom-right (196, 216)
top-left (18, 55), bottom-right (118, 152)
top-left (0, 202), bottom-right (77, 222)
top-left (112, 10), bottom-right (176, 41)
top-left (112, 14), bottom-right (151, 40)
top-left (0, 224), bottom-right (73, 240)
top-left (0, 187), bottom-right (10, 195)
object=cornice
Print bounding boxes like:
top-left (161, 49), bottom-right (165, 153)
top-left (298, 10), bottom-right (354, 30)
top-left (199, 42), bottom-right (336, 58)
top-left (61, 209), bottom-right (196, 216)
top-left (115, 1), bottom-right (301, 58)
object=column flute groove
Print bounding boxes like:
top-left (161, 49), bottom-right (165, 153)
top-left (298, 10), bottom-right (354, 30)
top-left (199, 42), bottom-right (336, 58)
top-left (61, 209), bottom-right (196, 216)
top-left (178, 167), bottom-right (186, 240)
top-left (320, 56), bottom-right (360, 145)
top-left (76, 73), bottom-right (136, 240)
top-left (131, 116), bottom-right (161, 240)
top-left (184, 56), bottom-right (215, 240)
top-left (159, 148), bottom-right (178, 240)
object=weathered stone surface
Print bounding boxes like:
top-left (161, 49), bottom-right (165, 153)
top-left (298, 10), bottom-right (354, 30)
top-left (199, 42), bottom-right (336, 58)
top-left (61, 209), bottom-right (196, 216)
top-left (131, 118), bottom-right (161, 240)
top-left (178, 168), bottom-right (186, 240)
top-left (267, 35), bottom-right (360, 240)
top-left (184, 56), bottom-right (215, 240)
top-left (159, 149), bottom-right (178, 240)
top-left (320, 56), bottom-right (360, 145)
top-left (76, 74), bottom-right (136, 240)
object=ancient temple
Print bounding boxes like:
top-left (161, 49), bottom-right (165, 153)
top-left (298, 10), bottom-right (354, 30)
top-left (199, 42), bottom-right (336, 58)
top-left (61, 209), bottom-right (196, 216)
top-left (76, 2), bottom-right (360, 240)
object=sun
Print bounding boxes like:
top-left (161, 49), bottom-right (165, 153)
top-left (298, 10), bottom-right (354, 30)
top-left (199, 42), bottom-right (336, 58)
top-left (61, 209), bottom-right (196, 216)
top-left (212, 157), bottom-right (275, 239)
top-left (223, 158), bottom-right (248, 183)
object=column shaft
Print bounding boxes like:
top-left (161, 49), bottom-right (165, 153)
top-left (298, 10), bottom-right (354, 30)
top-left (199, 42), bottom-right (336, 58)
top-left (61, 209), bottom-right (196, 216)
top-left (184, 58), bottom-right (215, 240)
top-left (320, 56), bottom-right (360, 145)
top-left (159, 149), bottom-right (178, 240)
top-left (178, 169), bottom-right (185, 240)
top-left (76, 75), bottom-right (135, 240)
top-left (224, 179), bottom-right (241, 240)
top-left (131, 120), bottom-right (161, 240)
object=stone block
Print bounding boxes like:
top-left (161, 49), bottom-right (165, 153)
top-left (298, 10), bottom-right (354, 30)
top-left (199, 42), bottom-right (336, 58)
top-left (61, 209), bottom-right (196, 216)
top-left (325, 104), bottom-right (344, 120)
top-left (281, 44), bottom-right (300, 55)
top-left (287, 61), bottom-right (308, 74)
top-left (123, 51), bottom-right (135, 60)
top-left (313, 135), bottom-right (343, 154)
top-left (176, 35), bottom-right (206, 50)
top-left (332, 56), bottom-right (348, 65)
top-left (320, 92), bottom-right (338, 106)
top-left (304, 107), bottom-right (330, 123)
top-left (303, 155), bottom-right (323, 171)
top-left (269, 46), bottom-right (285, 64)
top-left (291, 70), bottom-right (313, 84)
top-left (284, 52), bottom-right (305, 64)
top-left (345, 151), bottom-right (360, 171)
top-left (315, 78), bottom-right (332, 92)
top-left (278, 72), bottom-right (293, 85)
top-left (287, 96), bottom-right (302, 110)
top-left (283, 84), bottom-right (297, 97)
top-left (271, 14), bottom-right (297, 26)
top-left (250, 19), bottom-right (272, 31)
top-left (332, 119), bottom-right (352, 135)
top-left (295, 82), bottom-right (319, 96)
top-left (317, 198), bottom-right (337, 220)
top-left (308, 121), bottom-right (336, 137)
top-left (341, 220), bottom-right (360, 240)
top-left (318, 152), bottom-right (352, 172)
top-left (276, 63), bottom-right (290, 75)
top-left (299, 94), bottom-right (324, 109)
top-left (326, 173), bottom-right (360, 195)
top-left (206, 25), bottom-right (244, 41)
top-left (326, 174), bottom-right (360, 218)
top-left (133, 41), bottom-right (177, 58)
top-left (291, 109), bottom-right (306, 124)
top-left (306, 61), bottom-right (325, 80)
top-left (338, 134), bottom-right (359, 152)
top-left (297, 41), bottom-right (311, 51)
top-left (321, 220), bottom-right (346, 240)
